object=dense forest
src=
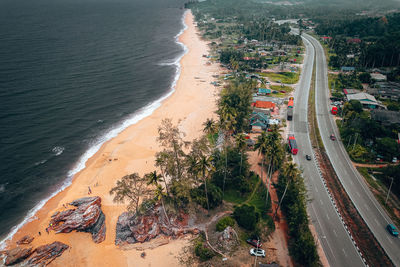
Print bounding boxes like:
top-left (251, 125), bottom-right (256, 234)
top-left (315, 13), bottom-right (400, 68)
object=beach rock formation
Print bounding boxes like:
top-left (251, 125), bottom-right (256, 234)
top-left (2, 246), bottom-right (33, 266)
top-left (27, 241), bottom-right (69, 266)
top-left (16, 235), bottom-right (34, 245)
top-left (49, 196), bottom-right (106, 243)
top-left (115, 205), bottom-right (199, 246)
top-left (0, 241), bottom-right (69, 266)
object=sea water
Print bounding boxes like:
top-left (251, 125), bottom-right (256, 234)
top-left (0, 0), bottom-right (187, 244)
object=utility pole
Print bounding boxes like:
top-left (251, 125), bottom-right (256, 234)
top-left (253, 238), bottom-right (260, 267)
top-left (385, 177), bottom-right (394, 205)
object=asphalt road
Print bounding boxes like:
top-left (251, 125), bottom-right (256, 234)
top-left (290, 35), bottom-right (364, 267)
top-left (303, 32), bottom-right (400, 265)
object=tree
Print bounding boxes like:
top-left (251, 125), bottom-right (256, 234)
top-left (157, 118), bottom-right (189, 181)
top-left (203, 118), bottom-right (218, 143)
top-left (146, 170), bottom-right (162, 187)
top-left (154, 184), bottom-right (170, 225)
top-left (255, 131), bottom-right (269, 202)
top-left (155, 151), bottom-right (171, 196)
top-left (109, 173), bottom-right (150, 213)
top-left (274, 162), bottom-right (300, 220)
top-left (198, 154), bottom-right (214, 212)
top-left (233, 204), bottom-right (259, 231)
top-left (235, 133), bottom-right (247, 175)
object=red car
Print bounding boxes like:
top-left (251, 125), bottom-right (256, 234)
top-left (246, 239), bottom-right (262, 248)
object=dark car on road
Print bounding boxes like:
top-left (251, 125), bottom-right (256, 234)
top-left (387, 224), bottom-right (399, 237)
top-left (306, 155), bottom-right (312, 161)
top-left (330, 134), bottom-right (336, 141)
top-left (246, 239), bottom-right (262, 248)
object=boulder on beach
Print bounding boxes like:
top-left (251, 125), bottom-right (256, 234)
top-left (115, 205), bottom-right (199, 247)
top-left (48, 196), bottom-right (106, 243)
top-left (16, 235), bottom-right (34, 245)
top-left (27, 241), bottom-right (69, 266)
top-left (2, 246), bottom-right (33, 266)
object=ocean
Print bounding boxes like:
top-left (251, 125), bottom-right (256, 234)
top-left (0, 0), bottom-right (186, 243)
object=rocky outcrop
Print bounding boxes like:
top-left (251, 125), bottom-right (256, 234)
top-left (27, 241), bottom-right (69, 266)
top-left (1, 242), bottom-right (68, 266)
top-left (216, 226), bottom-right (239, 253)
top-left (115, 205), bottom-right (199, 247)
top-left (16, 235), bottom-right (34, 245)
top-left (49, 196), bottom-right (106, 243)
top-left (2, 247), bottom-right (33, 266)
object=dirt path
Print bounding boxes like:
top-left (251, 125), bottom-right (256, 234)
top-left (247, 149), bottom-right (294, 267)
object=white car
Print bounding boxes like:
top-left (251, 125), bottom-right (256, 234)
top-left (250, 248), bottom-right (266, 257)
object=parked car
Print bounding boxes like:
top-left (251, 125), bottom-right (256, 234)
top-left (280, 90), bottom-right (286, 93)
top-left (330, 134), bottom-right (336, 141)
top-left (392, 157), bottom-right (398, 163)
top-left (387, 224), bottom-right (399, 237)
top-left (246, 239), bottom-right (262, 248)
top-left (306, 154), bottom-right (312, 161)
top-left (250, 248), bottom-right (266, 257)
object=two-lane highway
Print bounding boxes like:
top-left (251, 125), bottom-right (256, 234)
top-left (290, 34), bottom-right (364, 267)
top-left (303, 32), bottom-right (400, 265)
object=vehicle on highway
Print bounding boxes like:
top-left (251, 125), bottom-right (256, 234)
top-left (306, 154), bottom-right (312, 161)
top-left (287, 108), bottom-right (293, 121)
top-left (387, 224), bottom-right (399, 237)
top-left (246, 239), bottom-right (262, 248)
top-left (250, 248), bottom-right (266, 257)
top-left (392, 157), bottom-right (398, 163)
top-left (330, 134), bottom-right (336, 141)
top-left (288, 135), bottom-right (298, 155)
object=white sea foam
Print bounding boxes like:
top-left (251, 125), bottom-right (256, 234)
top-left (34, 159), bottom-right (48, 166)
top-left (52, 146), bottom-right (65, 156)
top-left (0, 10), bottom-right (189, 250)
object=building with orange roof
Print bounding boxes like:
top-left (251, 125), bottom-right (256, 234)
top-left (251, 101), bottom-right (276, 110)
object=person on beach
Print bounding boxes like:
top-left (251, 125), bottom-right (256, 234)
top-left (38, 231), bottom-right (41, 236)
top-left (88, 186), bottom-right (92, 195)
top-left (46, 228), bottom-right (49, 234)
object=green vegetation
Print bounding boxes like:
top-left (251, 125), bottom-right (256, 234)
top-left (338, 100), bottom-right (400, 162)
top-left (276, 162), bottom-right (320, 266)
top-left (216, 216), bottom-right (235, 232)
top-left (258, 72), bottom-right (299, 84)
top-left (194, 235), bottom-right (216, 261)
top-left (233, 204), bottom-right (260, 231)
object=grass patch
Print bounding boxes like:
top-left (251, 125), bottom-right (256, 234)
top-left (223, 189), bottom-right (247, 204)
top-left (308, 62), bottom-right (325, 150)
top-left (258, 72), bottom-right (299, 84)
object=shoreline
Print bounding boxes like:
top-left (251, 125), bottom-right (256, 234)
top-left (2, 10), bottom-right (220, 266)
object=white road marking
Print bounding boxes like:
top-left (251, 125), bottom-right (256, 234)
top-left (342, 248), bottom-right (348, 257)
top-left (374, 218), bottom-right (380, 226)
top-left (326, 214), bottom-right (330, 220)
top-left (386, 236), bottom-right (394, 244)
top-left (333, 229), bottom-right (338, 237)
top-left (320, 199), bottom-right (324, 205)
top-left (356, 191), bottom-right (361, 197)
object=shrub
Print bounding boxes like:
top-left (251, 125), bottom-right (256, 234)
top-left (233, 204), bottom-right (259, 231)
top-left (194, 241), bottom-right (215, 261)
top-left (216, 216), bottom-right (235, 232)
top-left (191, 183), bottom-right (223, 210)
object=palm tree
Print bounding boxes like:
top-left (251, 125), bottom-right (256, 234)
top-left (154, 184), bottom-right (170, 225)
top-left (218, 105), bottom-right (237, 197)
top-left (146, 170), bottom-right (162, 186)
top-left (273, 162), bottom-right (300, 220)
top-left (198, 154), bottom-right (214, 213)
top-left (155, 152), bottom-right (171, 196)
top-left (235, 133), bottom-right (247, 175)
top-left (255, 131), bottom-right (268, 194)
top-left (203, 118), bottom-right (217, 143)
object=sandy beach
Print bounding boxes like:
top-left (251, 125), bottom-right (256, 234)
top-left (3, 10), bottom-right (220, 266)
